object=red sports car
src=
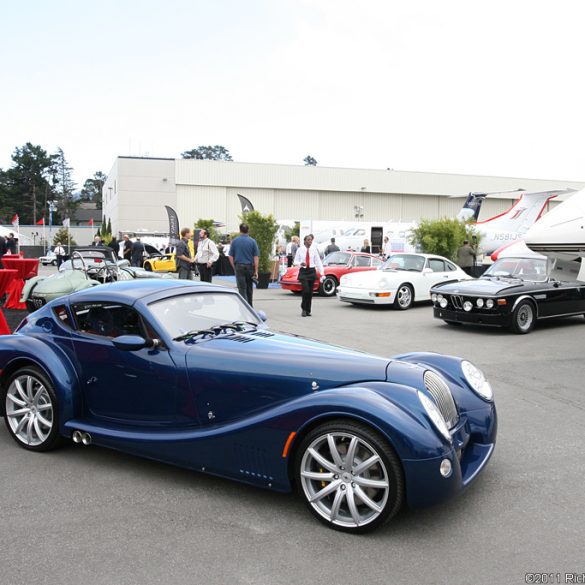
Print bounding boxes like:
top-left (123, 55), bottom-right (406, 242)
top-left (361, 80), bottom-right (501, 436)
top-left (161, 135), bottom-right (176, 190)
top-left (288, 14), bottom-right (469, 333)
top-left (281, 251), bottom-right (384, 297)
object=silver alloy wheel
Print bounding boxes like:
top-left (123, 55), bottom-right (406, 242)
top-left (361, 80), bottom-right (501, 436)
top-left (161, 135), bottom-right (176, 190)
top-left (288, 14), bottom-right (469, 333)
top-left (321, 276), bottom-right (337, 296)
top-left (396, 285), bottom-right (412, 308)
top-left (5, 374), bottom-right (54, 447)
top-left (300, 432), bottom-right (390, 529)
top-left (517, 304), bottom-right (534, 331)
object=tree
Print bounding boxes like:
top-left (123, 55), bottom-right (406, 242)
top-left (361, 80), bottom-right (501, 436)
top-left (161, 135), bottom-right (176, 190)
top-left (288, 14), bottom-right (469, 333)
top-left (409, 218), bottom-right (480, 261)
top-left (194, 219), bottom-right (221, 243)
top-left (52, 147), bottom-right (78, 223)
top-left (4, 143), bottom-right (57, 224)
top-left (304, 155), bottom-right (317, 166)
top-left (241, 210), bottom-right (278, 274)
top-left (80, 171), bottom-right (107, 207)
top-left (52, 227), bottom-right (77, 247)
top-left (181, 145), bottom-right (233, 161)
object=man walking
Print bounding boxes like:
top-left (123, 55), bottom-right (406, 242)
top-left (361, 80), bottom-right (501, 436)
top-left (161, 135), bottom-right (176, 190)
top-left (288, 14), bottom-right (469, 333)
top-left (457, 239), bottom-right (476, 276)
top-left (323, 237), bottom-right (340, 256)
top-left (294, 234), bottom-right (324, 317)
top-left (54, 243), bottom-right (66, 268)
top-left (195, 229), bottom-right (219, 283)
top-left (176, 228), bottom-right (195, 279)
top-left (228, 223), bottom-right (259, 306)
top-left (131, 237), bottom-right (145, 267)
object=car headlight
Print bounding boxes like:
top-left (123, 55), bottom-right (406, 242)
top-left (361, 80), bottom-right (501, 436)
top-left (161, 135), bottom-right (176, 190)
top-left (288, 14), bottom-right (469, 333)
top-left (486, 299), bottom-right (494, 309)
top-left (463, 301), bottom-right (473, 312)
top-left (461, 360), bottom-right (493, 401)
top-left (476, 298), bottom-right (484, 308)
top-left (439, 298), bottom-right (448, 308)
top-left (417, 390), bottom-right (451, 442)
top-left (431, 293), bottom-right (437, 303)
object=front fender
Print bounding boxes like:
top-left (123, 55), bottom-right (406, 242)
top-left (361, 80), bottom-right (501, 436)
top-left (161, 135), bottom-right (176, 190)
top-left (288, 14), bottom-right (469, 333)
top-left (20, 276), bottom-right (46, 301)
top-left (0, 335), bottom-right (80, 429)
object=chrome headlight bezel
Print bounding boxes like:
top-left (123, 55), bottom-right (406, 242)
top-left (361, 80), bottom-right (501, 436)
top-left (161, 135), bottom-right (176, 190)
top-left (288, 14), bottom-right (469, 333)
top-left (461, 360), bottom-right (493, 401)
top-left (417, 390), bottom-right (452, 442)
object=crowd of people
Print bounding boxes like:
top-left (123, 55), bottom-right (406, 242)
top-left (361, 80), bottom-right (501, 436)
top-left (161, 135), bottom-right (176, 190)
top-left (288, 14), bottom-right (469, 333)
top-left (0, 232), bottom-right (18, 269)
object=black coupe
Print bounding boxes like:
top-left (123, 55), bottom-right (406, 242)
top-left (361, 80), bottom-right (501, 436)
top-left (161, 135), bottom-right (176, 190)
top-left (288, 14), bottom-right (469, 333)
top-left (430, 257), bottom-right (585, 334)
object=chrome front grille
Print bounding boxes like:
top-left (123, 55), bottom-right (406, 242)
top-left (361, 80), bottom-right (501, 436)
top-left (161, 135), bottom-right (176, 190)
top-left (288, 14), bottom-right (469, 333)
top-left (423, 370), bottom-right (459, 429)
top-left (450, 295), bottom-right (464, 310)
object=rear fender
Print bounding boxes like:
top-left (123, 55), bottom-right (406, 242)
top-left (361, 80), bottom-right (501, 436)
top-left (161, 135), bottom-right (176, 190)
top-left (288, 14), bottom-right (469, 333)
top-left (0, 336), bottom-right (80, 429)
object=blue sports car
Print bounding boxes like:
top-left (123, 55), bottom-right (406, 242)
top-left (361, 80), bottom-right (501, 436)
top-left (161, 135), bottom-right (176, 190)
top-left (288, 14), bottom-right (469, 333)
top-left (0, 280), bottom-right (497, 533)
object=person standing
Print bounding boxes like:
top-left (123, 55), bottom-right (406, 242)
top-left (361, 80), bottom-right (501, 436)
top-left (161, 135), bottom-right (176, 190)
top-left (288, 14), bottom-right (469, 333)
top-left (228, 223), bottom-right (259, 306)
top-left (382, 236), bottom-right (392, 259)
top-left (0, 235), bottom-right (6, 269)
top-left (91, 235), bottom-right (103, 247)
top-left (176, 228), bottom-right (195, 279)
top-left (361, 239), bottom-right (372, 254)
top-left (457, 240), bottom-right (476, 276)
top-left (195, 229), bottom-right (219, 283)
top-left (109, 236), bottom-right (120, 257)
top-left (122, 234), bottom-right (133, 262)
top-left (54, 243), bottom-right (66, 268)
top-left (294, 234), bottom-right (324, 317)
top-left (131, 237), bottom-right (145, 267)
top-left (6, 233), bottom-right (17, 255)
top-left (323, 237), bottom-right (340, 257)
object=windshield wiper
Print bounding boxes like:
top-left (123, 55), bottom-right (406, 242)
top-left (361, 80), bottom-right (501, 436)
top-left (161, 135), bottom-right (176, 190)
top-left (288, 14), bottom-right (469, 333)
top-left (231, 320), bottom-right (259, 331)
top-left (173, 329), bottom-right (217, 342)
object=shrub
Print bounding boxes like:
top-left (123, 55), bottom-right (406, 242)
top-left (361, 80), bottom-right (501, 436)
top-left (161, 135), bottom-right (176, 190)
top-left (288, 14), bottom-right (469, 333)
top-left (409, 218), bottom-right (480, 261)
top-left (241, 211), bottom-right (278, 273)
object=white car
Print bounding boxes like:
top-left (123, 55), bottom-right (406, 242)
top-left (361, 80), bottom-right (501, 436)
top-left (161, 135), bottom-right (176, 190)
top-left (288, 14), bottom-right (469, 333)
top-left (337, 253), bottom-right (470, 309)
top-left (39, 250), bottom-right (58, 266)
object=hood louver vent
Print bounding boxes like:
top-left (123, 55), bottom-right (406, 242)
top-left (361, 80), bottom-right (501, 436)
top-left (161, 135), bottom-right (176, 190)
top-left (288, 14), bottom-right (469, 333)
top-left (249, 331), bottom-right (275, 338)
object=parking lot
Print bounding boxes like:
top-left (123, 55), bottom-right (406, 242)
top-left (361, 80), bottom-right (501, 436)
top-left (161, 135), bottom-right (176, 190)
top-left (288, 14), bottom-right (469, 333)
top-left (1, 274), bottom-right (584, 585)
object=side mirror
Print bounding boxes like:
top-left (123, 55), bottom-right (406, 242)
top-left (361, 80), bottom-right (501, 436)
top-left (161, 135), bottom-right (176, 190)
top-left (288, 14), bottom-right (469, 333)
top-left (112, 335), bottom-right (148, 351)
top-left (257, 310), bottom-right (268, 322)
top-left (117, 259), bottom-right (130, 268)
top-left (423, 267), bottom-right (433, 274)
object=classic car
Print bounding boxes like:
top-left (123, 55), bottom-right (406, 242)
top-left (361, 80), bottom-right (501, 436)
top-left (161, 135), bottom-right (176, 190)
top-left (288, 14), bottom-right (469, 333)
top-left (39, 250), bottom-right (58, 266)
top-left (430, 256), bottom-right (585, 334)
top-left (21, 251), bottom-right (173, 313)
top-left (337, 253), bottom-right (469, 309)
top-left (0, 279), bottom-right (497, 533)
top-left (59, 244), bottom-right (163, 272)
top-left (281, 251), bottom-right (384, 297)
top-left (143, 253), bottom-right (177, 273)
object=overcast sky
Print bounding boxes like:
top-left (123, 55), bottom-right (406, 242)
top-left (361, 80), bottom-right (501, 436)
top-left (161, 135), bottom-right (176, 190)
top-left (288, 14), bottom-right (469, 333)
top-left (1, 0), bottom-right (584, 187)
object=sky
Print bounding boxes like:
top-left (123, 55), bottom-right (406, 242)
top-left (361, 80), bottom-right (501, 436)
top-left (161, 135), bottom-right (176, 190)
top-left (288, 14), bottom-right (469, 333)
top-left (1, 0), bottom-right (584, 187)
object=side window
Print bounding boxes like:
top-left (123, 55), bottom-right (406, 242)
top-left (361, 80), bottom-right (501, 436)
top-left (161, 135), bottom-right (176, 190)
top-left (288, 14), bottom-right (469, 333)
top-left (445, 261), bottom-right (457, 272)
top-left (72, 303), bottom-right (144, 338)
top-left (353, 255), bottom-right (370, 267)
top-left (371, 257), bottom-right (384, 267)
top-left (53, 305), bottom-right (73, 329)
top-left (428, 259), bottom-right (446, 272)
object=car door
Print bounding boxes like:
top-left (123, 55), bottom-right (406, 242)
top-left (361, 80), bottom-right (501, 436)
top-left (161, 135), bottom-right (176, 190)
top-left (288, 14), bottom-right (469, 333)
top-left (69, 301), bottom-right (180, 424)
top-left (535, 283), bottom-right (585, 317)
top-left (419, 258), bottom-right (454, 299)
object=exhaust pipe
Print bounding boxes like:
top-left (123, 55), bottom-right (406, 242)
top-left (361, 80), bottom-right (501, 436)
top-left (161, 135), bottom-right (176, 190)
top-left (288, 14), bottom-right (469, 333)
top-left (81, 432), bottom-right (92, 446)
top-left (72, 430), bottom-right (83, 443)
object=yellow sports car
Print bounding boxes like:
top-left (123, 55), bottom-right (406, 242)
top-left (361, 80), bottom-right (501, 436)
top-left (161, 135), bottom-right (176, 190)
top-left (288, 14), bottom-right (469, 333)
top-left (143, 241), bottom-right (194, 273)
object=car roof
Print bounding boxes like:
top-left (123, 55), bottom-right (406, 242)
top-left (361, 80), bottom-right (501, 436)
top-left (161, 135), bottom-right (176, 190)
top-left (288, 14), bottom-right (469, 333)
top-left (66, 279), bottom-right (232, 306)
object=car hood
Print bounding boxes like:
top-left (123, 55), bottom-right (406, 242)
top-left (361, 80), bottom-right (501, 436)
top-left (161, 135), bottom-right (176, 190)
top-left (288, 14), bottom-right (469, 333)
top-left (184, 330), bottom-right (390, 392)
top-left (340, 269), bottom-right (394, 288)
top-left (32, 271), bottom-right (92, 295)
top-left (432, 277), bottom-right (528, 296)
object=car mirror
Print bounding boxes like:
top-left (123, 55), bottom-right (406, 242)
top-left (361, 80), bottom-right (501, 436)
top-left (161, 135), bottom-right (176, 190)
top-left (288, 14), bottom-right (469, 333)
top-left (117, 259), bottom-right (130, 268)
top-left (422, 268), bottom-right (433, 274)
top-left (112, 335), bottom-right (148, 351)
top-left (256, 310), bottom-right (268, 322)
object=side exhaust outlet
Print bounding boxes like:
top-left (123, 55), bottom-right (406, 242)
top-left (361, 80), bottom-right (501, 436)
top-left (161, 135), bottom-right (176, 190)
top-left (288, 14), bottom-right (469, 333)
top-left (72, 430), bottom-right (83, 443)
top-left (81, 432), bottom-right (92, 446)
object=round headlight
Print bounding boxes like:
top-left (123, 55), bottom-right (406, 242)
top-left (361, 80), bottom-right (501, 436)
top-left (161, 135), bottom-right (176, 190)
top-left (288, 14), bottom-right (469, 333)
top-left (431, 293), bottom-right (437, 303)
top-left (437, 294), bottom-right (443, 301)
top-left (476, 298), bottom-right (484, 308)
top-left (440, 458), bottom-right (453, 478)
top-left (486, 299), bottom-right (494, 309)
top-left (463, 301), bottom-right (473, 312)
top-left (439, 298), bottom-right (448, 308)
top-left (417, 391), bottom-right (451, 442)
top-left (461, 360), bottom-right (493, 401)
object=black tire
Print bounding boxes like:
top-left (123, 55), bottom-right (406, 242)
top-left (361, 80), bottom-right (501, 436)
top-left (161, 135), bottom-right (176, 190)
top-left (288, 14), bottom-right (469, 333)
top-left (443, 320), bottom-right (462, 326)
top-left (291, 290), bottom-right (301, 295)
top-left (2, 366), bottom-right (62, 452)
top-left (144, 263), bottom-right (153, 272)
top-left (510, 299), bottom-right (536, 334)
top-left (393, 284), bottom-right (414, 310)
top-left (51, 260), bottom-right (57, 266)
top-left (295, 419), bottom-right (404, 533)
top-left (319, 276), bottom-right (338, 297)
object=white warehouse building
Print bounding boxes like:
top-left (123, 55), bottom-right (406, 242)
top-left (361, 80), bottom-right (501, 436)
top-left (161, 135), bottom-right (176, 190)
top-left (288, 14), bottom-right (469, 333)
top-left (102, 156), bottom-right (584, 236)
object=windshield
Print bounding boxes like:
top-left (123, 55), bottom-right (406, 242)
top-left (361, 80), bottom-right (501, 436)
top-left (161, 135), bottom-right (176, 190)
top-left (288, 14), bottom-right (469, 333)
top-left (323, 252), bottom-right (351, 266)
top-left (484, 257), bottom-right (549, 282)
top-left (148, 292), bottom-right (261, 339)
top-left (381, 254), bottom-right (425, 272)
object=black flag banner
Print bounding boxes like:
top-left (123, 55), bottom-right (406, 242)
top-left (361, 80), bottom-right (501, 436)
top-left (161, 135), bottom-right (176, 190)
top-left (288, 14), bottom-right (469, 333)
top-left (237, 193), bottom-right (255, 213)
top-left (165, 206), bottom-right (180, 244)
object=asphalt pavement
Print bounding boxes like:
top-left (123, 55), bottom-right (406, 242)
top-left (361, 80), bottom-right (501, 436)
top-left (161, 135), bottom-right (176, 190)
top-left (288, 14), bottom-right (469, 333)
top-left (1, 272), bottom-right (584, 585)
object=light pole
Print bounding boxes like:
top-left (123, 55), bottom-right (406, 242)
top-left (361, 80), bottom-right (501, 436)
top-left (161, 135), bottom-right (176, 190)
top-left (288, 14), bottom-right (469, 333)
top-left (48, 200), bottom-right (58, 251)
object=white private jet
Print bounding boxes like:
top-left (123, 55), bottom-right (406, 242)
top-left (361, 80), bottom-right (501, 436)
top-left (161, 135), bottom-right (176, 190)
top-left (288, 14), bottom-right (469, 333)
top-left (471, 188), bottom-right (576, 255)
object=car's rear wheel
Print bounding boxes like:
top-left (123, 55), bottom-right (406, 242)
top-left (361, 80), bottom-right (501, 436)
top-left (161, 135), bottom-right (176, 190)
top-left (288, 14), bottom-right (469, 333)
top-left (319, 276), bottom-right (338, 297)
top-left (3, 367), bottom-right (61, 451)
top-left (51, 260), bottom-right (57, 266)
top-left (296, 420), bottom-right (404, 533)
top-left (291, 290), bottom-right (301, 295)
top-left (510, 300), bottom-right (536, 334)
top-left (394, 284), bottom-right (413, 310)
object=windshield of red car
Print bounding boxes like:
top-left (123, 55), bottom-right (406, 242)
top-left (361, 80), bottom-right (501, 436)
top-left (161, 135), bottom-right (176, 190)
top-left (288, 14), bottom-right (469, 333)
top-left (148, 292), bottom-right (261, 339)
top-left (323, 252), bottom-right (351, 266)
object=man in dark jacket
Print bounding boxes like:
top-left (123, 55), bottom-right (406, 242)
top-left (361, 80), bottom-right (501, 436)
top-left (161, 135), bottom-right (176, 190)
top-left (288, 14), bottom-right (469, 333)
top-left (176, 228), bottom-right (195, 279)
top-left (109, 236), bottom-right (120, 257)
top-left (122, 234), bottom-right (133, 262)
top-left (6, 233), bottom-right (17, 254)
top-left (131, 237), bottom-right (145, 267)
top-left (0, 235), bottom-right (6, 269)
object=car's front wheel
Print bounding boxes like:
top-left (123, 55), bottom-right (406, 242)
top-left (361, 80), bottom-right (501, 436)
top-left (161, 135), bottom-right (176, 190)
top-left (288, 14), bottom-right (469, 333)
top-left (296, 420), bottom-right (404, 533)
top-left (510, 299), bottom-right (536, 334)
top-left (144, 263), bottom-right (153, 272)
top-left (2, 367), bottom-right (61, 451)
top-left (394, 284), bottom-right (413, 310)
top-left (319, 276), bottom-right (338, 297)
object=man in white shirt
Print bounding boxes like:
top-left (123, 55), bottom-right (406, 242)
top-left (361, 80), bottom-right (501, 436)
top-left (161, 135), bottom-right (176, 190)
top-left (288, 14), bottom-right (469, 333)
top-left (382, 236), bottom-right (393, 259)
top-left (293, 234), bottom-right (324, 317)
top-left (54, 244), bottom-right (66, 268)
top-left (195, 229), bottom-right (219, 283)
